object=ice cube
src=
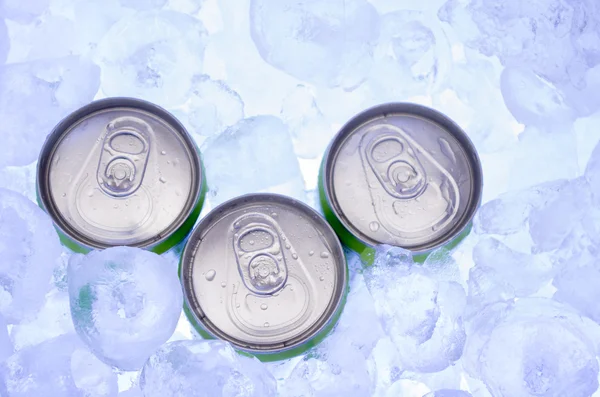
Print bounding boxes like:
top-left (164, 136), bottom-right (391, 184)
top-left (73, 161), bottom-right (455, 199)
top-left (472, 238), bottom-right (554, 297)
top-left (399, 364), bottom-right (469, 397)
top-left (202, 115), bottom-right (306, 206)
top-left (0, 334), bottom-right (118, 397)
top-left (528, 177), bottom-right (591, 253)
top-left (118, 388), bottom-right (143, 397)
top-left (283, 338), bottom-right (373, 397)
top-left (464, 299), bottom-right (600, 397)
top-left (364, 246), bottom-right (467, 373)
top-left (432, 51), bottom-right (518, 154)
top-left (509, 127), bottom-right (579, 191)
top-left (0, 0), bottom-right (49, 24)
top-left (0, 162), bottom-right (38, 203)
top-left (94, 10), bottom-right (208, 108)
top-left (465, 0), bottom-right (580, 85)
top-left (249, 0), bottom-right (380, 89)
top-left (140, 340), bottom-right (277, 397)
top-left (183, 74), bottom-right (244, 138)
top-left (331, 273), bottom-right (385, 357)
top-left (10, 288), bottom-right (74, 351)
top-left (500, 66), bottom-right (575, 128)
top-left (280, 85), bottom-right (333, 159)
top-left (0, 56), bottom-right (100, 167)
top-left (584, 139), bottom-right (600, 207)
top-left (119, 0), bottom-right (167, 10)
top-left (554, 255), bottom-right (600, 324)
top-left (0, 189), bottom-right (62, 324)
top-left (368, 10), bottom-right (451, 100)
top-left (68, 247), bottom-right (183, 370)
top-left (0, 19), bottom-right (8, 64)
top-left (73, 0), bottom-right (134, 55)
top-left (384, 379), bottom-right (431, 397)
top-left (166, 0), bottom-right (204, 14)
top-left (0, 315), bottom-right (12, 363)
top-left (466, 265), bottom-right (515, 316)
top-left (8, 16), bottom-right (76, 62)
top-left (475, 179), bottom-right (569, 236)
top-left (424, 391), bottom-right (473, 397)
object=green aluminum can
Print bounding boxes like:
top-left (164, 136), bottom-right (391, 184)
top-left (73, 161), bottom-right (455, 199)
top-left (36, 97), bottom-right (206, 254)
top-left (319, 103), bottom-right (483, 264)
top-left (180, 193), bottom-right (348, 361)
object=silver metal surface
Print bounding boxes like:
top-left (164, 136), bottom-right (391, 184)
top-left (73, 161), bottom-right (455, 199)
top-left (181, 193), bottom-right (346, 353)
top-left (37, 98), bottom-right (202, 249)
top-left (324, 103), bottom-right (482, 252)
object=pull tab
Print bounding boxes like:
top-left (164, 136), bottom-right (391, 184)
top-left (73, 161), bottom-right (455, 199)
top-left (97, 117), bottom-right (151, 197)
top-left (363, 124), bottom-right (427, 200)
top-left (232, 213), bottom-right (288, 295)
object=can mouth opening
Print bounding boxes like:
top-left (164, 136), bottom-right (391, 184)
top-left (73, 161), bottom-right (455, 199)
top-left (180, 192), bottom-right (348, 354)
top-left (322, 102), bottom-right (483, 254)
top-left (36, 97), bottom-right (203, 251)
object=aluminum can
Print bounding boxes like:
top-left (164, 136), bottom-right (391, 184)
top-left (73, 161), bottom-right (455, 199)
top-left (37, 97), bottom-right (206, 253)
top-left (319, 103), bottom-right (483, 263)
top-left (180, 193), bottom-right (347, 360)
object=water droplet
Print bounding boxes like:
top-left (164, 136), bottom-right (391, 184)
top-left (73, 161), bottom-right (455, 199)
top-left (221, 282), bottom-right (226, 288)
top-left (236, 303), bottom-right (240, 308)
top-left (61, 193), bottom-right (66, 197)
top-left (260, 303), bottom-right (268, 310)
top-left (86, 189), bottom-right (94, 197)
top-left (159, 177), bottom-right (167, 183)
top-left (319, 276), bottom-right (325, 281)
top-left (271, 212), bottom-right (277, 217)
top-left (205, 270), bottom-right (216, 281)
top-left (161, 150), bottom-right (167, 155)
top-left (369, 221), bottom-right (380, 232)
top-left (292, 253), bottom-right (298, 260)
top-left (249, 240), bottom-right (255, 245)
top-left (285, 243), bottom-right (291, 249)
top-left (282, 236), bottom-right (287, 241)
top-left (320, 252), bottom-right (330, 259)
top-left (264, 322), bottom-right (270, 327)
top-left (309, 251), bottom-right (314, 256)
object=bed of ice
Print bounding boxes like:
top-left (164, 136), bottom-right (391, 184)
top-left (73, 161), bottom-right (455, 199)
top-left (1, 0), bottom-right (600, 396)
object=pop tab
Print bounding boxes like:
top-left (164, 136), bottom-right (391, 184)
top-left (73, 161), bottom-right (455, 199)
top-left (228, 210), bottom-right (316, 339)
top-left (232, 212), bottom-right (288, 295)
top-left (360, 122), bottom-right (460, 242)
top-left (97, 117), bottom-right (152, 198)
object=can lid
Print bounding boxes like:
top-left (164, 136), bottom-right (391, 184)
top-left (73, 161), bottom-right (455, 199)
top-left (37, 98), bottom-right (202, 250)
top-left (181, 193), bottom-right (347, 353)
top-left (323, 103), bottom-right (483, 253)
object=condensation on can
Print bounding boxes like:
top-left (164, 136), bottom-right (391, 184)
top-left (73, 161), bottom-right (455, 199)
top-left (319, 102), bottom-right (483, 265)
top-left (180, 193), bottom-right (348, 361)
top-left (36, 97), bottom-right (206, 254)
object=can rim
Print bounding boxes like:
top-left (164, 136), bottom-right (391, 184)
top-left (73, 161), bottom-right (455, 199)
top-left (180, 192), bottom-right (348, 354)
top-left (36, 97), bottom-right (203, 251)
top-left (322, 102), bottom-right (483, 254)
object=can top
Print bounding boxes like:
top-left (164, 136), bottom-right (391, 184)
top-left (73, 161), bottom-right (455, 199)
top-left (323, 103), bottom-right (482, 253)
top-left (181, 193), bottom-right (346, 354)
top-left (37, 98), bottom-right (202, 250)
